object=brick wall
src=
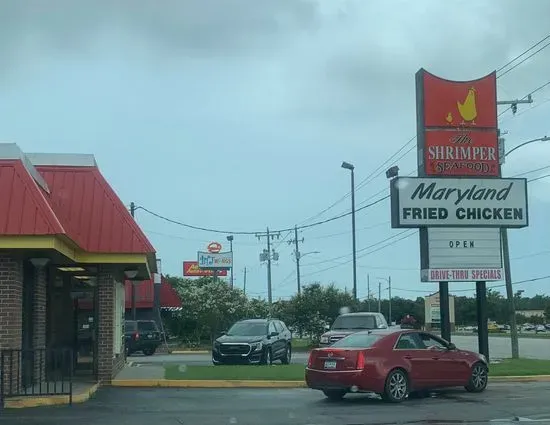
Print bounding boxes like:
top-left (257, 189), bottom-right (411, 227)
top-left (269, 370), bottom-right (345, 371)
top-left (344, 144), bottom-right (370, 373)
top-left (0, 254), bottom-right (23, 393)
top-left (32, 265), bottom-right (47, 382)
top-left (97, 268), bottom-right (125, 383)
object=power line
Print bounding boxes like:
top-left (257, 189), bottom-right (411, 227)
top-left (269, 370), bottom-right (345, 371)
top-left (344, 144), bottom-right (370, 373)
top-left (136, 194), bottom-right (389, 236)
top-left (390, 275), bottom-right (550, 294)
top-left (302, 229), bottom-right (413, 267)
top-left (498, 80), bottom-right (550, 117)
top-left (497, 39), bottom-right (550, 80)
top-left (301, 230), bottom-right (416, 277)
top-left (297, 136), bottom-right (416, 225)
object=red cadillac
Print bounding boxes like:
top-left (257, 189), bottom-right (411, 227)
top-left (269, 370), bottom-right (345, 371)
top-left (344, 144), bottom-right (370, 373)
top-left (305, 328), bottom-right (488, 403)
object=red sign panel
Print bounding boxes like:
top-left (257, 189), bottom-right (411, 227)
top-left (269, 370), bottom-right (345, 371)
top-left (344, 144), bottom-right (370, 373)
top-left (424, 130), bottom-right (499, 176)
top-left (183, 261), bottom-right (228, 277)
top-left (207, 242), bottom-right (222, 253)
top-left (420, 70), bottom-right (497, 129)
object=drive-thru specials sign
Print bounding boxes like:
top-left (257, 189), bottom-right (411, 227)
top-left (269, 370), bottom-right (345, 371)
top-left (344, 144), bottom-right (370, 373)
top-left (421, 228), bottom-right (503, 282)
top-left (391, 177), bottom-right (528, 228)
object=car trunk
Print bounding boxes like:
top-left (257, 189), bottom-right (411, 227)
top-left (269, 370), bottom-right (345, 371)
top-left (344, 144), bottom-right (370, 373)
top-left (308, 348), bottom-right (365, 371)
top-left (138, 324), bottom-right (160, 341)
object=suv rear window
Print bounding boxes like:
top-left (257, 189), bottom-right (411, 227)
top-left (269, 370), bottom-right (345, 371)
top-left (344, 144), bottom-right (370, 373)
top-left (125, 321), bottom-right (137, 332)
top-left (331, 333), bottom-right (381, 348)
top-left (332, 315), bottom-right (376, 330)
top-left (137, 321), bottom-right (158, 331)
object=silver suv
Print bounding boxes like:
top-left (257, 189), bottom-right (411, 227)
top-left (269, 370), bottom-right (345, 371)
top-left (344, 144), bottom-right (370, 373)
top-left (319, 312), bottom-right (388, 346)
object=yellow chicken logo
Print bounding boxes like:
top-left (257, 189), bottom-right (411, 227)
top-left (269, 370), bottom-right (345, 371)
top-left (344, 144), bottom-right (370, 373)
top-left (445, 87), bottom-right (478, 126)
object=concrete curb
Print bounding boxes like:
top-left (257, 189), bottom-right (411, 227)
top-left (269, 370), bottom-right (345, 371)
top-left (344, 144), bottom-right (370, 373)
top-left (171, 350), bottom-right (210, 354)
top-left (4, 383), bottom-right (100, 409)
top-left (112, 379), bottom-right (307, 388)
top-left (111, 375), bottom-right (550, 388)
top-left (490, 375), bottom-right (550, 382)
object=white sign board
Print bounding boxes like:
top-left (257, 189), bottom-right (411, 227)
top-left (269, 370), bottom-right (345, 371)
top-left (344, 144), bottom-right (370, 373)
top-left (424, 293), bottom-right (455, 324)
top-left (422, 227), bottom-right (503, 282)
top-left (391, 177), bottom-right (528, 228)
top-left (197, 251), bottom-right (233, 269)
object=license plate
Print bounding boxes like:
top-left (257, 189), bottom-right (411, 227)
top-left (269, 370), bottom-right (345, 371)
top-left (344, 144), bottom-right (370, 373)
top-left (324, 360), bottom-right (337, 369)
top-left (147, 334), bottom-right (152, 339)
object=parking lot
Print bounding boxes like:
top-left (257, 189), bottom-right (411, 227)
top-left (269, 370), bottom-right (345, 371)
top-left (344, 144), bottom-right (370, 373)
top-left (2, 382), bottom-right (550, 425)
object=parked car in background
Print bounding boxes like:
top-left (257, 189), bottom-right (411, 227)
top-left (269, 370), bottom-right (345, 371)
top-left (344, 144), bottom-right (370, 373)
top-left (306, 329), bottom-right (488, 403)
top-left (212, 318), bottom-right (292, 365)
top-left (319, 312), bottom-right (388, 346)
top-left (535, 324), bottom-right (546, 333)
top-left (125, 320), bottom-right (162, 356)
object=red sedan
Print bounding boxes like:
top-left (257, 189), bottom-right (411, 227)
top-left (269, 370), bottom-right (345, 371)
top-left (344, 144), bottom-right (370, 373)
top-left (305, 328), bottom-right (488, 403)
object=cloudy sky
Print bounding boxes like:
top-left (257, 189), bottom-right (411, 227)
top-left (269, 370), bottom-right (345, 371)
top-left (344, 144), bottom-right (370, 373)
top-left (1, 0), bottom-right (549, 301)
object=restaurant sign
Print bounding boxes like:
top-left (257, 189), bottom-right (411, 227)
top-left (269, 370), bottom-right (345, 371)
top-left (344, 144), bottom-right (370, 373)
top-left (183, 261), bottom-right (228, 277)
top-left (390, 177), bottom-right (528, 228)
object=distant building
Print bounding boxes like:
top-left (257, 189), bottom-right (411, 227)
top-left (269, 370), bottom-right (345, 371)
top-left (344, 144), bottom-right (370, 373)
top-left (424, 292), bottom-right (456, 332)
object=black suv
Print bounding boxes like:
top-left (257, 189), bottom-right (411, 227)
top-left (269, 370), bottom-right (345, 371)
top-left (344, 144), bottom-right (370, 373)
top-left (212, 319), bottom-right (292, 365)
top-left (125, 320), bottom-right (161, 356)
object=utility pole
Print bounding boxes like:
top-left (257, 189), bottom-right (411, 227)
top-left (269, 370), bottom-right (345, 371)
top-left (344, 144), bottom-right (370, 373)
top-left (367, 274), bottom-right (371, 312)
top-left (243, 267), bottom-right (247, 295)
top-left (257, 228), bottom-right (280, 305)
top-left (226, 235), bottom-right (234, 289)
top-left (497, 96), bottom-right (533, 359)
top-left (129, 202), bottom-right (137, 321)
top-left (378, 281), bottom-right (381, 313)
top-left (288, 226), bottom-right (304, 294)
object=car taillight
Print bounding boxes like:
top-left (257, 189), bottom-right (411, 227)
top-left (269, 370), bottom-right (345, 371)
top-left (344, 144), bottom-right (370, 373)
top-left (356, 351), bottom-right (365, 369)
top-left (134, 332), bottom-right (140, 340)
top-left (307, 351), bottom-right (315, 368)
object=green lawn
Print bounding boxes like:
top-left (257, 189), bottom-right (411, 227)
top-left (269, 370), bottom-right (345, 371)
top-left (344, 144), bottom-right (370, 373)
top-left (164, 364), bottom-right (305, 380)
top-left (490, 359), bottom-right (550, 376)
top-left (164, 359), bottom-right (550, 380)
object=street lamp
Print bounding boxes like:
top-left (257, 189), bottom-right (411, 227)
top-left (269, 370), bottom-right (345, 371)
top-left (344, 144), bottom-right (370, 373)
top-left (504, 136), bottom-right (549, 158)
top-left (501, 135), bottom-right (549, 359)
top-left (341, 161), bottom-right (357, 300)
top-left (295, 251), bottom-right (320, 295)
top-left (227, 235), bottom-right (234, 289)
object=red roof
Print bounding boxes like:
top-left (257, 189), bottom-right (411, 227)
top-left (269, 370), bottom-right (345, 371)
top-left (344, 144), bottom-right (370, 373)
top-left (0, 160), bottom-right (65, 235)
top-left (36, 165), bottom-right (154, 253)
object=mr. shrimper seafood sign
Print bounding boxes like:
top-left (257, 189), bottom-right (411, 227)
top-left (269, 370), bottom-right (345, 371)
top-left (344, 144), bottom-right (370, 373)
top-left (391, 177), bottom-right (528, 228)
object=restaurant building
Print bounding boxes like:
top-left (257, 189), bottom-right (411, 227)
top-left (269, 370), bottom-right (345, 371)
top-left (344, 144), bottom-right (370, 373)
top-left (0, 143), bottom-right (157, 395)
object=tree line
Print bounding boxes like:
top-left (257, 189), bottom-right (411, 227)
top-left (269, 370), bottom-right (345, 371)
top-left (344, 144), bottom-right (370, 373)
top-left (162, 276), bottom-right (550, 345)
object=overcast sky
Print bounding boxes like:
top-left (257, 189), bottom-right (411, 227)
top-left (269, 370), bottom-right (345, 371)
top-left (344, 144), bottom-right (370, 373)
top-left (1, 0), bottom-right (549, 301)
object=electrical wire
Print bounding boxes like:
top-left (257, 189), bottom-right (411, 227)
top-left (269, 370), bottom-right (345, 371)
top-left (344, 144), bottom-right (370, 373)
top-left (301, 230), bottom-right (417, 278)
top-left (390, 274), bottom-right (550, 294)
top-left (498, 80), bottom-right (550, 118)
top-left (497, 39), bottom-right (550, 80)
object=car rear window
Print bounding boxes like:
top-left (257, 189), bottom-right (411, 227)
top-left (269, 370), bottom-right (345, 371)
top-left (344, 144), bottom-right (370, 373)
top-left (330, 333), bottom-right (382, 348)
top-left (138, 321), bottom-right (158, 331)
top-left (125, 321), bottom-right (137, 331)
top-left (332, 315), bottom-right (377, 330)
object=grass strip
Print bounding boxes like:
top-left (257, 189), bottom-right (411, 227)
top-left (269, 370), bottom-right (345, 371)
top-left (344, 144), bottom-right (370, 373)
top-left (164, 358), bottom-right (550, 380)
top-left (165, 364), bottom-right (305, 380)
top-left (489, 358), bottom-right (550, 376)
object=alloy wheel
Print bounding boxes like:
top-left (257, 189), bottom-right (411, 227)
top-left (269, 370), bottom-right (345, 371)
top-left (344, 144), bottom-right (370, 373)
top-left (472, 364), bottom-right (488, 390)
top-left (389, 371), bottom-right (408, 401)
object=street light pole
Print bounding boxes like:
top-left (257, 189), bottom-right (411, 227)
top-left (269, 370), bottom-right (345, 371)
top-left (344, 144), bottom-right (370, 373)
top-left (500, 134), bottom-right (549, 359)
top-left (227, 235), bottom-right (234, 289)
top-left (341, 161), bottom-right (357, 300)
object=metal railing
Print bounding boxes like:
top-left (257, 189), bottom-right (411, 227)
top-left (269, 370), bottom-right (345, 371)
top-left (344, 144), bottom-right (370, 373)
top-left (0, 348), bottom-right (73, 408)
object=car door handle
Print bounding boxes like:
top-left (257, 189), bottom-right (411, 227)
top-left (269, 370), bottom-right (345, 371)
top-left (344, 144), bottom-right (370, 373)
top-left (404, 355), bottom-right (412, 360)
top-left (432, 357), bottom-right (440, 360)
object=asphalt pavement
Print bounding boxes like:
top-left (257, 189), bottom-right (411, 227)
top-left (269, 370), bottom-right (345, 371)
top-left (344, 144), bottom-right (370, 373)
top-left (128, 335), bottom-right (550, 366)
top-left (2, 382), bottom-right (550, 424)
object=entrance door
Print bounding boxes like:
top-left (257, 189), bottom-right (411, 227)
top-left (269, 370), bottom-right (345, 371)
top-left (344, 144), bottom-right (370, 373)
top-left (21, 261), bottom-right (35, 388)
